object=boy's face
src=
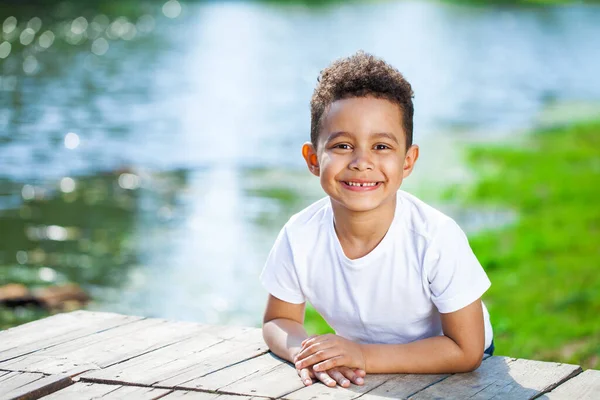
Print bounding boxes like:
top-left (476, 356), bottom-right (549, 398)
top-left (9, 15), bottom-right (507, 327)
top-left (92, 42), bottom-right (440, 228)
top-left (302, 96), bottom-right (419, 213)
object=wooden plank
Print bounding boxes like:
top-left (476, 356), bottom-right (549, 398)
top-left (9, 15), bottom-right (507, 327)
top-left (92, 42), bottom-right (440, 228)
top-left (357, 373), bottom-right (449, 400)
top-left (283, 373), bottom-right (394, 400)
top-left (0, 311), bottom-right (142, 363)
top-left (81, 329), bottom-right (267, 387)
top-left (0, 371), bottom-right (72, 400)
top-left (0, 317), bottom-right (207, 376)
top-left (161, 391), bottom-right (257, 399)
top-left (544, 369), bottom-right (600, 399)
top-left (217, 360), bottom-right (302, 398)
top-left (169, 352), bottom-right (286, 392)
top-left (40, 382), bottom-right (171, 400)
top-left (409, 356), bottom-right (582, 399)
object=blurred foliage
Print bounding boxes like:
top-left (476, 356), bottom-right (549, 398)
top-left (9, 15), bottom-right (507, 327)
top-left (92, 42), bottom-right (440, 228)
top-left (304, 119), bottom-right (600, 369)
top-left (458, 120), bottom-right (600, 369)
top-left (0, 172), bottom-right (138, 329)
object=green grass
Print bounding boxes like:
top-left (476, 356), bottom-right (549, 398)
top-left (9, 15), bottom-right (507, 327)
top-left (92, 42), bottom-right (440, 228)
top-left (455, 120), bottom-right (600, 369)
top-left (304, 119), bottom-right (600, 369)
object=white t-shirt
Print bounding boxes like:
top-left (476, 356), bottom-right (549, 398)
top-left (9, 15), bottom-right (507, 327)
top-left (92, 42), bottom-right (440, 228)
top-left (260, 190), bottom-right (493, 350)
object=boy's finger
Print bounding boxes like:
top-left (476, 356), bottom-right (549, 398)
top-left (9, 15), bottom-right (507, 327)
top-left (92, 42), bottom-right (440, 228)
top-left (299, 368), bottom-right (313, 386)
top-left (327, 368), bottom-right (350, 388)
top-left (354, 369), bottom-right (366, 377)
top-left (295, 342), bottom-right (335, 364)
top-left (314, 370), bottom-right (336, 387)
top-left (295, 348), bottom-right (338, 370)
top-left (340, 367), bottom-right (364, 385)
top-left (312, 355), bottom-right (344, 372)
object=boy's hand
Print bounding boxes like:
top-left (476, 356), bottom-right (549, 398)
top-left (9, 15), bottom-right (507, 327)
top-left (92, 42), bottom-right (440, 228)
top-left (297, 365), bottom-right (365, 388)
top-left (294, 334), bottom-right (367, 372)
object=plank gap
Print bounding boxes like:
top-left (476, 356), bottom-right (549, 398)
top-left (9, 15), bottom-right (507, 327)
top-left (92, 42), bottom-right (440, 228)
top-left (95, 330), bottom-right (216, 373)
top-left (531, 366), bottom-right (584, 399)
top-left (163, 349), bottom-right (272, 390)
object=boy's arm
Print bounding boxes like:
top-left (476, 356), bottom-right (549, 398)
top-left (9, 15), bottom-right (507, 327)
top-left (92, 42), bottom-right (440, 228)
top-left (263, 294), bottom-right (366, 387)
top-left (262, 294), bottom-right (308, 362)
top-left (295, 298), bottom-right (485, 374)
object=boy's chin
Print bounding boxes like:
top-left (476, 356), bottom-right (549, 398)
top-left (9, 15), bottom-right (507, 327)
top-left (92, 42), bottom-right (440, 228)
top-left (331, 197), bottom-right (393, 214)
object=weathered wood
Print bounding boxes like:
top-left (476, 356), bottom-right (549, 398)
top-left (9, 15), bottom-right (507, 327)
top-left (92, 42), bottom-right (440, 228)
top-left (409, 356), bottom-right (582, 399)
top-left (0, 370), bottom-right (72, 400)
top-left (40, 382), bottom-right (171, 400)
top-left (81, 328), bottom-right (268, 387)
top-left (169, 352), bottom-right (287, 392)
top-left (1, 311), bottom-right (597, 400)
top-left (0, 317), bottom-right (207, 376)
top-left (543, 369), bottom-right (600, 399)
top-left (357, 373), bottom-right (449, 400)
top-left (283, 373), bottom-right (394, 400)
top-left (162, 391), bottom-right (256, 399)
top-left (217, 359), bottom-right (303, 398)
top-left (0, 311), bottom-right (141, 363)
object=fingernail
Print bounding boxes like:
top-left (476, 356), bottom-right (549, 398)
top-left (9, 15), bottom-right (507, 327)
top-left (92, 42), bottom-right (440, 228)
top-left (305, 379), bottom-right (311, 385)
top-left (357, 377), bottom-right (364, 384)
top-left (295, 362), bottom-right (301, 368)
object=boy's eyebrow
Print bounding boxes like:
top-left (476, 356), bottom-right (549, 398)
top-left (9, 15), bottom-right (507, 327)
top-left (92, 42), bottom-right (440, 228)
top-left (371, 132), bottom-right (399, 144)
top-left (325, 131), bottom-right (399, 144)
top-left (325, 131), bottom-right (351, 143)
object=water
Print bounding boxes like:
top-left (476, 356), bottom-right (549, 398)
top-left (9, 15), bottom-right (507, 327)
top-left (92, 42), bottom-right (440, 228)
top-left (1, 0), bottom-right (599, 328)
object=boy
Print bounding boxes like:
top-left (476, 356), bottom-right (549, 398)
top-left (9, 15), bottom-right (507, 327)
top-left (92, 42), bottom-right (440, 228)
top-left (260, 51), bottom-right (493, 388)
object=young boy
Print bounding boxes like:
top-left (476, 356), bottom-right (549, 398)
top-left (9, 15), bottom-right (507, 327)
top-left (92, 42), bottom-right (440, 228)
top-left (260, 51), bottom-right (493, 388)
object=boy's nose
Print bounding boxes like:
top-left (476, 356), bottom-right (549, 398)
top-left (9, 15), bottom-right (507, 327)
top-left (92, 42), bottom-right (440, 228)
top-left (349, 150), bottom-right (374, 171)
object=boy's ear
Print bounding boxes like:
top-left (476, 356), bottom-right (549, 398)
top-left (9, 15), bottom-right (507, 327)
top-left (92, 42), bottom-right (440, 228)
top-left (302, 142), bottom-right (320, 177)
top-left (403, 144), bottom-right (419, 178)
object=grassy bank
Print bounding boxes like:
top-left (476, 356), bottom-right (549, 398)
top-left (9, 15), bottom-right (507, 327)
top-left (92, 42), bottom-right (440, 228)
top-left (305, 119), bottom-right (600, 369)
top-left (453, 119), bottom-right (600, 368)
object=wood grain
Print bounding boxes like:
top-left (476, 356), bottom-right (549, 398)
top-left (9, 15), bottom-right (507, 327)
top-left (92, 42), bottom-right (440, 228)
top-left (542, 369), bottom-right (600, 399)
top-left (81, 328), bottom-right (268, 387)
top-left (0, 371), bottom-right (72, 400)
top-left (0, 311), bottom-right (141, 364)
top-left (409, 356), bottom-right (582, 399)
top-left (0, 317), bottom-right (207, 376)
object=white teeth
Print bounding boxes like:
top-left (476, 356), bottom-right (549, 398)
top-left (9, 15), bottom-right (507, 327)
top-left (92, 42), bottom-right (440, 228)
top-left (346, 181), bottom-right (377, 187)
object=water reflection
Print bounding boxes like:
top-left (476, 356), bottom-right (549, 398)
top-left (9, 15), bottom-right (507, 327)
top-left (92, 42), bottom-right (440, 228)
top-left (1, 0), bottom-right (599, 329)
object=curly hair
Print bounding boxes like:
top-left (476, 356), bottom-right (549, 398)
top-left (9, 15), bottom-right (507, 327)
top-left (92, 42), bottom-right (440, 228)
top-left (310, 51), bottom-right (414, 150)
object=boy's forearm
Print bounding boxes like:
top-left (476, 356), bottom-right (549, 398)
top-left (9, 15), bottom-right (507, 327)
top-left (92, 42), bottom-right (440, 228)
top-left (360, 335), bottom-right (483, 374)
top-left (262, 318), bottom-right (309, 362)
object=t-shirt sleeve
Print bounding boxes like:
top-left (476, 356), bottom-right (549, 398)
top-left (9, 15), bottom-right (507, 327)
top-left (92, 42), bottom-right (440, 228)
top-left (424, 218), bottom-right (491, 314)
top-left (259, 226), bottom-right (306, 304)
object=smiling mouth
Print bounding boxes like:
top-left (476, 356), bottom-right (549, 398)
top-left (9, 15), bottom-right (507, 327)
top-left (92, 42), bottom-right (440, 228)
top-left (342, 181), bottom-right (382, 188)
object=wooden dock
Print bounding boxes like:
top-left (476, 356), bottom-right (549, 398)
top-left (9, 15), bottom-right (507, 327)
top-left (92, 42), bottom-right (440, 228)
top-left (0, 311), bottom-right (598, 399)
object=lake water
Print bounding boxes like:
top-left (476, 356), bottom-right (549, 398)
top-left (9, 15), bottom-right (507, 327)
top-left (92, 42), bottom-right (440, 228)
top-left (1, 0), bottom-right (599, 327)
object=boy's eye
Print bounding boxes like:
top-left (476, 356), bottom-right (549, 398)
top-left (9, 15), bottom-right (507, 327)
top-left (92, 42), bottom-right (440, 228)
top-left (375, 144), bottom-right (391, 150)
top-left (333, 143), bottom-right (352, 150)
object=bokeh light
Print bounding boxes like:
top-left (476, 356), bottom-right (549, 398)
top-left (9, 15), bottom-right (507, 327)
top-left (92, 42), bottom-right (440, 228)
top-left (118, 173), bottom-right (141, 190)
top-left (27, 17), bottom-right (43, 33)
top-left (23, 56), bottom-right (39, 75)
top-left (136, 15), bottom-right (155, 34)
top-left (0, 41), bottom-right (11, 59)
top-left (71, 17), bottom-right (88, 35)
top-left (162, 0), bottom-right (182, 19)
top-left (60, 177), bottom-right (76, 193)
top-left (19, 28), bottom-right (36, 46)
top-left (91, 37), bottom-right (109, 56)
top-left (64, 132), bottom-right (80, 149)
top-left (2, 16), bottom-right (17, 34)
top-left (38, 31), bottom-right (55, 49)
